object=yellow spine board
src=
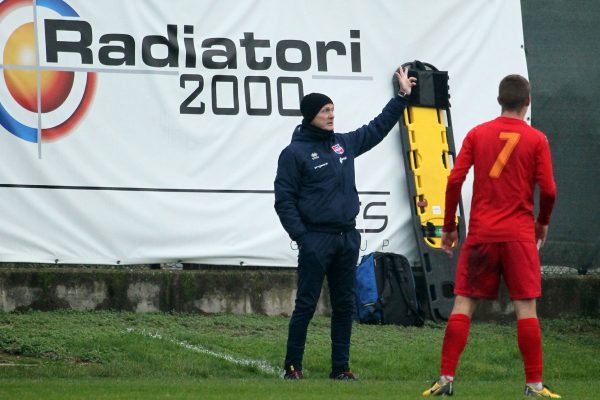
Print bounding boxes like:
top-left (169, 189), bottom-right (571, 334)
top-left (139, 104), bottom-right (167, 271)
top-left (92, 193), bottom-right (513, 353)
top-left (403, 106), bottom-right (456, 248)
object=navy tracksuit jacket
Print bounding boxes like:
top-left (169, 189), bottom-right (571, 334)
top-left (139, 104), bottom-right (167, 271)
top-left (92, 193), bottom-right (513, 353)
top-left (274, 95), bottom-right (409, 373)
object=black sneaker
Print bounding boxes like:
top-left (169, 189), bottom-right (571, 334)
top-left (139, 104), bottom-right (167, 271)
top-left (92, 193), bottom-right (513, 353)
top-left (329, 370), bottom-right (358, 381)
top-left (283, 365), bottom-right (303, 380)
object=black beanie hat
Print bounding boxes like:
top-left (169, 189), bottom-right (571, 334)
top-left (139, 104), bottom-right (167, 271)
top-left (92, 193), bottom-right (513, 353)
top-left (300, 93), bottom-right (333, 124)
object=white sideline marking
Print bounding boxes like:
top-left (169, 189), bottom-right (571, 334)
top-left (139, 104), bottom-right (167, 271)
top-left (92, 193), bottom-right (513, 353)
top-left (126, 328), bottom-right (280, 377)
top-left (0, 363), bottom-right (38, 367)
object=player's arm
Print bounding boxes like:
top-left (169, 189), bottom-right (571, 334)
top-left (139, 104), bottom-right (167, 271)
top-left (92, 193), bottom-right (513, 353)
top-left (535, 222), bottom-right (549, 249)
top-left (534, 136), bottom-right (557, 248)
top-left (442, 132), bottom-right (474, 256)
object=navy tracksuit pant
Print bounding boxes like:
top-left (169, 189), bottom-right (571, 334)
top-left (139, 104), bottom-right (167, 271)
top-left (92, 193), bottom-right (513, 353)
top-left (284, 229), bottom-right (361, 373)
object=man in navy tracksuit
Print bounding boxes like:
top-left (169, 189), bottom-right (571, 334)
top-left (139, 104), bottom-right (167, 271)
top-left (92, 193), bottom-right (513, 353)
top-left (274, 67), bottom-right (416, 380)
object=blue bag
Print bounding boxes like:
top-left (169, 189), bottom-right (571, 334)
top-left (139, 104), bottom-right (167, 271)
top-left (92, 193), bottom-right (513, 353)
top-left (355, 253), bottom-right (382, 324)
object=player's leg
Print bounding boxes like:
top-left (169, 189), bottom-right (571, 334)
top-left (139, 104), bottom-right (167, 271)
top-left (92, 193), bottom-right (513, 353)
top-left (442, 240), bottom-right (500, 378)
top-left (503, 242), bottom-right (561, 398)
top-left (284, 232), bottom-right (333, 379)
top-left (424, 241), bottom-right (501, 396)
top-left (514, 299), bottom-right (542, 383)
top-left (423, 295), bottom-right (477, 396)
top-left (441, 295), bottom-right (477, 375)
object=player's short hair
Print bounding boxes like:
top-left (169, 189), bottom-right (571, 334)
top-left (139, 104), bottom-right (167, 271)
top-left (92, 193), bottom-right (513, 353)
top-left (497, 74), bottom-right (530, 111)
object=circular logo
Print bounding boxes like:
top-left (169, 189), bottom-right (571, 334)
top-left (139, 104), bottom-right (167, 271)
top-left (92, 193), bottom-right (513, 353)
top-left (0, 0), bottom-right (96, 142)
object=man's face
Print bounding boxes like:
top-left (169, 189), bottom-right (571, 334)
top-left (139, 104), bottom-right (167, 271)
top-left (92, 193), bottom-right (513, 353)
top-left (311, 103), bottom-right (334, 131)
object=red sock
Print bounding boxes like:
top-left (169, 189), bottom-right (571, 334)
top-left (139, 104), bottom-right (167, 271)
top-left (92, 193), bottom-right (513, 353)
top-left (517, 318), bottom-right (543, 383)
top-left (440, 313), bottom-right (471, 376)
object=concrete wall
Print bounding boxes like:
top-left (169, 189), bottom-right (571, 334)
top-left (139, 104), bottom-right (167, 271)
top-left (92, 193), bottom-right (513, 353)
top-left (0, 268), bottom-right (598, 321)
top-left (0, 268), bottom-right (329, 316)
top-left (474, 276), bottom-right (600, 322)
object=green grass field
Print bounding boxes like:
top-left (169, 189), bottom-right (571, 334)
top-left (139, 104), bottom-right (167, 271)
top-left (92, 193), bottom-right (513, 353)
top-left (0, 311), bottom-right (598, 399)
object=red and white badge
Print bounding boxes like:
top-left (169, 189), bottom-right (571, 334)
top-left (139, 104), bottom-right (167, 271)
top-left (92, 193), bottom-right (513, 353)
top-left (331, 143), bottom-right (344, 154)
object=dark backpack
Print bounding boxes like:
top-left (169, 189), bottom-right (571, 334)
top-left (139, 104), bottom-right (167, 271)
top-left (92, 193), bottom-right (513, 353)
top-left (355, 252), bottom-right (424, 326)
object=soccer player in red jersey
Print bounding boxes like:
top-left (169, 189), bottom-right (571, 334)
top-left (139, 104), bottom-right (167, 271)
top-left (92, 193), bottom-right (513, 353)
top-left (422, 75), bottom-right (560, 398)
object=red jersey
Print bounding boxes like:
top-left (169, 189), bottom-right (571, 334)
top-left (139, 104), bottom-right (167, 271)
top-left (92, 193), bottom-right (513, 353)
top-left (444, 116), bottom-right (556, 242)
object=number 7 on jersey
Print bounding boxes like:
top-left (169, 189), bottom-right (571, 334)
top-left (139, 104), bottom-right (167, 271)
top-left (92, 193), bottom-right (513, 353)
top-left (489, 132), bottom-right (520, 178)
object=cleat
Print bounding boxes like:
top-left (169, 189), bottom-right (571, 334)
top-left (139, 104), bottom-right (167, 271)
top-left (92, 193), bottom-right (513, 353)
top-left (422, 378), bottom-right (453, 397)
top-left (329, 370), bottom-right (358, 381)
top-left (524, 384), bottom-right (561, 398)
top-left (283, 365), bottom-right (304, 380)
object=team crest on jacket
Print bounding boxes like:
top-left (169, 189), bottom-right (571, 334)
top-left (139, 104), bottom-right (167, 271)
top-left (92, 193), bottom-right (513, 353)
top-left (331, 143), bottom-right (344, 154)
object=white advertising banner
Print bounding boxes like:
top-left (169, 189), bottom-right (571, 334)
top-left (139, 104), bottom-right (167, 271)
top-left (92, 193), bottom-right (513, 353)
top-left (0, 0), bottom-right (528, 266)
